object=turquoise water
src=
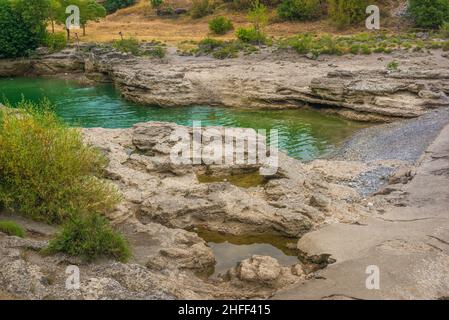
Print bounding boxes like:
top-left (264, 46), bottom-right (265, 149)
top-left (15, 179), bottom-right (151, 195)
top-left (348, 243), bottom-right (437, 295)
top-left (0, 77), bottom-right (366, 160)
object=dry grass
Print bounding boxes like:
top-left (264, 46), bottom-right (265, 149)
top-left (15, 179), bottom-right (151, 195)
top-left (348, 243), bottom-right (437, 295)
top-left (60, 0), bottom-right (411, 46)
top-left (63, 0), bottom-right (387, 45)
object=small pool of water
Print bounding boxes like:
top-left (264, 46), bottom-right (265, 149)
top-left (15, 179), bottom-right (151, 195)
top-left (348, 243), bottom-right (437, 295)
top-left (0, 77), bottom-right (367, 160)
top-left (191, 227), bottom-right (299, 278)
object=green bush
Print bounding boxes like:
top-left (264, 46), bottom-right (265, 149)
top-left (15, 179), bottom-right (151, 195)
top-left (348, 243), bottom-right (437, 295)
top-left (150, 0), bottom-right (163, 8)
top-left (328, 0), bottom-right (368, 28)
top-left (386, 60), bottom-right (399, 71)
top-left (45, 213), bottom-right (130, 262)
top-left (209, 16), bottom-right (234, 35)
top-left (0, 220), bottom-right (25, 238)
top-left (145, 46), bottom-right (166, 58)
top-left (439, 21), bottom-right (449, 38)
top-left (0, 0), bottom-right (49, 58)
top-left (231, 0), bottom-right (253, 10)
top-left (103, 0), bottom-right (136, 14)
top-left (198, 37), bottom-right (225, 51)
top-left (443, 41), bottom-right (449, 51)
top-left (195, 38), bottom-right (257, 59)
top-left (277, 0), bottom-right (321, 21)
top-left (236, 27), bottom-right (267, 44)
top-left (0, 101), bottom-right (121, 224)
top-left (113, 37), bottom-right (141, 55)
top-left (408, 0), bottom-right (449, 29)
top-left (42, 32), bottom-right (67, 52)
top-left (191, 0), bottom-right (213, 19)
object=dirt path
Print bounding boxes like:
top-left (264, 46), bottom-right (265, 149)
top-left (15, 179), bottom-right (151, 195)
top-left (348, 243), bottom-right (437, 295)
top-left (274, 123), bottom-right (449, 300)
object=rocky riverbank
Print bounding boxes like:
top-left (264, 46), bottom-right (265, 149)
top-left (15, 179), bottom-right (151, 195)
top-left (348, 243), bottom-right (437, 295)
top-left (1, 46), bottom-right (449, 300)
top-left (1, 44), bottom-right (449, 121)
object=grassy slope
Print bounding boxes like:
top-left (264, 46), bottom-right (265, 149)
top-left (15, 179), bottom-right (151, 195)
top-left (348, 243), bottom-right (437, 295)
top-left (73, 0), bottom-right (408, 44)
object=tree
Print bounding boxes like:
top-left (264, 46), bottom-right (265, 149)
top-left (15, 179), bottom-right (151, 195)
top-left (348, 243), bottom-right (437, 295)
top-left (408, 0), bottom-right (449, 29)
top-left (0, 0), bottom-right (50, 58)
top-left (48, 0), bottom-right (63, 33)
top-left (79, 0), bottom-right (106, 36)
top-left (53, 0), bottom-right (106, 39)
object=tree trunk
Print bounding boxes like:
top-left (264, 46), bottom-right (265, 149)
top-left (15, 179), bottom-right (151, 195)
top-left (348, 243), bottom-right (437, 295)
top-left (51, 19), bottom-right (54, 33)
top-left (82, 25), bottom-right (86, 36)
top-left (66, 28), bottom-right (70, 41)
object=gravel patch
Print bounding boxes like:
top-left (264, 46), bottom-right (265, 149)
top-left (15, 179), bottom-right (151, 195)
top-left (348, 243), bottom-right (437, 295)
top-left (335, 108), bottom-right (449, 163)
top-left (333, 108), bottom-right (449, 195)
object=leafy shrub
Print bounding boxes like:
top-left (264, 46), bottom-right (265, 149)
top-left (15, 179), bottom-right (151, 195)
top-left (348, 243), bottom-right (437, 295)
top-left (386, 60), bottom-right (399, 72)
top-left (0, 101), bottom-right (121, 224)
top-left (236, 27), bottom-right (267, 44)
top-left (42, 32), bottom-right (67, 52)
top-left (328, 0), bottom-right (368, 28)
top-left (195, 38), bottom-right (257, 59)
top-left (191, 0), bottom-right (213, 19)
top-left (113, 37), bottom-right (141, 55)
top-left (0, 0), bottom-right (49, 58)
top-left (0, 220), bottom-right (25, 238)
top-left (145, 46), bottom-right (166, 58)
top-left (408, 0), bottom-right (449, 29)
top-left (209, 16), bottom-right (234, 35)
top-left (150, 0), bottom-right (163, 8)
top-left (198, 37), bottom-right (225, 51)
top-left (103, 0), bottom-right (136, 14)
top-left (277, 0), bottom-right (321, 21)
top-left (443, 41), bottom-right (449, 51)
top-left (439, 21), bottom-right (449, 38)
top-left (248, 0), bottom-right (269, 32)
top-left (45, 213), bottom-right (130, 262)
top-left (231, 0), bottom-right (253, 10)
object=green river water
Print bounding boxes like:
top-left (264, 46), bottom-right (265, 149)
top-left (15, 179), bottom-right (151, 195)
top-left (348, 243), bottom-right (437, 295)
top-left (0, 76), bottom-right (367, 273)
top-left (0, 77), bottom-right (366, 161)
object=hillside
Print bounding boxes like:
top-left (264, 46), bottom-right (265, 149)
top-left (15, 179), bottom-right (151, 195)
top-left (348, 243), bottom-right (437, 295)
top-left (78, 0), bottom-right (409, 43)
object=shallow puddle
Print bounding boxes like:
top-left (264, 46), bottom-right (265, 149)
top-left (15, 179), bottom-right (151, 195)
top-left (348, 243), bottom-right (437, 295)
top-left (191, 227), bottom-right (299, 278)
top-left (196, 171), bottom-right (267, 188)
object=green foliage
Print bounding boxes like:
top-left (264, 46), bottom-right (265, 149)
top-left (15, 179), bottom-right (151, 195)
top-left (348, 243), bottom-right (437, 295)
top-left (145, 45), bottom-right (166, 58)
top-left (45, 213), bottom-right (130, 262)
top-left (439, 21), bottom-right (449, 38)
top-left (386, 60), bottom-right (399, 72)
top-left (443, 41), bottom-right (449, 51)
top-left (79, 0), bottom-right (107, 34)
top-left (42, 32), bottom-right (67, 52)
top-left (194, 37), bottom-right (258, 59)
top-left (150, 0), bottom-right (163, 8)
top-left (236, 27), bottom-right (267, 44)
top-left (0, 101), bottom-right (121, 224)
top-left (191, 0), bottom-right (213, 19)
top-left (327, 0), bottom-right (368, 28)
top-left (103, 0), bottom-right (136, 14)
top-left (209, 16), bottom-right (234, 35)
top-left (113, 37), bottom-right (141, 55)
top-left (248, 0), bottom-right (269, 32)
top-left (408, 0), bottom-right (449, 29)
top-left (231, 0), bottom-right (253, 10)
top-left (0, 220), bottom-right (26, 238)
top-left (277, 0), bottom-right (321, 21)
top-left (0, 0), bottom-right (49, 58)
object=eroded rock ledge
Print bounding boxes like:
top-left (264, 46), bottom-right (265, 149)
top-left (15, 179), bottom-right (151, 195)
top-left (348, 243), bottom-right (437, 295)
top-left (1, 45), bottom-right (448, 121)
top-left (1, 120), bottom-right (396, 299)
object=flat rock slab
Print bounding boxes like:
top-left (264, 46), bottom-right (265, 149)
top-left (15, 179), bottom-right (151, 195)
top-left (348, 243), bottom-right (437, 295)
top-left (274, 123), bottom-right (449, 300)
